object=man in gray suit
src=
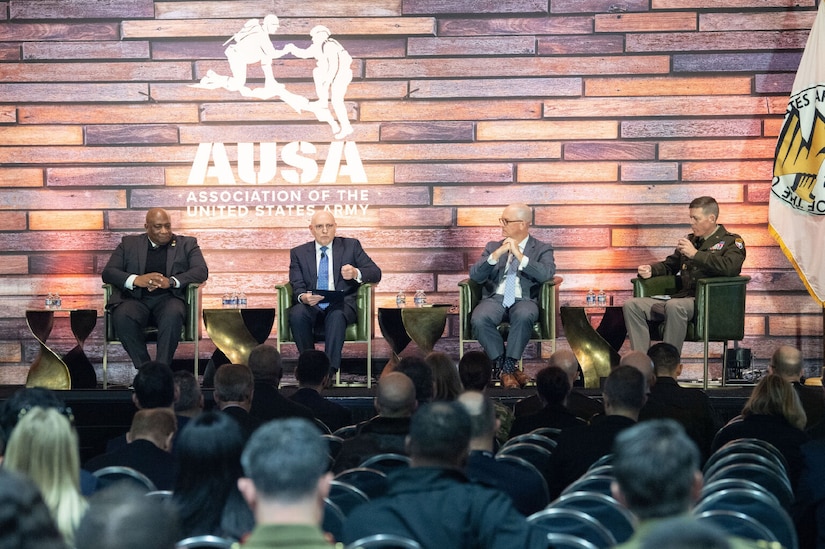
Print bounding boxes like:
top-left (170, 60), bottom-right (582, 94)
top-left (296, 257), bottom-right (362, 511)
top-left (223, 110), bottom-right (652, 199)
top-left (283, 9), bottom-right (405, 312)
top-left (288, 210), bottom-right (381, 375)
top-left (102, 208), bottom-right (208, 369)
top-left (469, 203), bottom-right (556, 389)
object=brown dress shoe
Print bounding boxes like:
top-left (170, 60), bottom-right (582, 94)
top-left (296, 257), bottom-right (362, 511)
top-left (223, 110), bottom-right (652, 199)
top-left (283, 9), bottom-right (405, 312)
top-left (512, 370), bottom-right (531, 387)
top-left (500, 372), bottom-right (521, 389)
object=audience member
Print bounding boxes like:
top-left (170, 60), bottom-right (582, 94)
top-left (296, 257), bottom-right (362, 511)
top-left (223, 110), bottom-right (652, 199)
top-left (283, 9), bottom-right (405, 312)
top-left (333, 372), bottom-right (417, 473)
top-left (173, 411), bottom-right (254, 540)
top-left (85, 408), bottom-right (177, 490)
top-left (4, 407), bottom-right (87, 546)
top-left (509, 365), bottom-right (585, 438)
top-left (0, 468), bottom-right (68, 549)
top-left (342, 401), bottom-right (543, 548)
top-left (288, 210), bottom-right (382, 376)
top-left (513, 349), bottom-right (603, 421)
top-left (247, 344), bottom-right (314, 423)
top-left (214, 363), bottom-right (262, 441)
top-left (639, 517), bottom-right (731, 549)
top-left (290, 349), bottom-right (353, 432)
top-left (467, 202), bottom-right (556, 389)
top-left (173, 369), bottom-right (204, 430)
top-left (769, 345), bottom-right (824, 429)
top-left (239, 418), bottom-right (334, 548)
top-left (612, 419), bottom-right (767, 549)
top-left (619, 350), bottom-right (656, 389)
top-left (548, 365), bottom-right (647, 499)
top-left (394, 355), bottom-right (433, 405)
top-left (459, 391), bottom-right (549, 515)
top-left (638, 342), bottom-right (720, 462)
top-left (458, 350), bottom-right (514, 445)
top-left (711, 374), bottom-right (808, 490)
top-left (426, 351), bottom-right (463, 402)
top-left (0, 387), bottom-right (98, 495)
top-left (75, 483), bottom-right (180, 549)
top-left (101, 207), bottom-right (208, 369)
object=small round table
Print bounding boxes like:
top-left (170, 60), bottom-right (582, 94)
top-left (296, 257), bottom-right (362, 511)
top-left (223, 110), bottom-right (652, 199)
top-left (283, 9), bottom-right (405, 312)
top-left (378, 305), bottom-right (453, 358)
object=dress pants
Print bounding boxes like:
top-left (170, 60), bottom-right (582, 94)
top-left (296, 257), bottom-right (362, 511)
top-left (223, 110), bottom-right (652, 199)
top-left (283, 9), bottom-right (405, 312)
top-left (289, 302), bottom-right (354, 371)
top-left (111, 293), bottom-right (186, 369)
top-left (622, 296), bottom-right (695, 353)
top-left (471, 294), bottom-right (538, 361)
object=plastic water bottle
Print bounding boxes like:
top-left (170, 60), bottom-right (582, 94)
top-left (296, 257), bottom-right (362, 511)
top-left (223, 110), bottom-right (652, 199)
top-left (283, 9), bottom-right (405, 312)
top-left (597, 289), bottom-right (607, 306)
top-left (238, 291), bottom-right (247, 308)
top-left (414, 290), bottom-right (426, 307)
top-left (53, 293), bottom-right (62, 309)
top-left (586, 289), bottom-right (596, 306)
top-left (396, 290), bottom-right (406, 308)
top-left (45, 293), bottom-right (55, 309)
top-left (229, 291), bottom-right (239, 308)
top-left (222, 292), bottom-right (232, 308)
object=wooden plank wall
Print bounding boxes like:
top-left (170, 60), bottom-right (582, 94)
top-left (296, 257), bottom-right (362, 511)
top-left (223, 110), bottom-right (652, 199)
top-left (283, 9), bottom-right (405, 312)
top-left (0, 0), bottom-right (820, 385)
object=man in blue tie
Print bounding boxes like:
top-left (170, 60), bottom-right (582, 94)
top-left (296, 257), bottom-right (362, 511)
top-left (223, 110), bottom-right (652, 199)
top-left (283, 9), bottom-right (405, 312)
top-left (468, 203), bottom-right (556, 389)
top-left (288, 210), bottom-right (382, 377)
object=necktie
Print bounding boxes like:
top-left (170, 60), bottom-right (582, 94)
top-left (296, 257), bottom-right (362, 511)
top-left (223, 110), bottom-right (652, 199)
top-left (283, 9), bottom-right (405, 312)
top-left (502, 253), bottom-right (518, 308)
top-left (318, 246), bottom-right (329, 310)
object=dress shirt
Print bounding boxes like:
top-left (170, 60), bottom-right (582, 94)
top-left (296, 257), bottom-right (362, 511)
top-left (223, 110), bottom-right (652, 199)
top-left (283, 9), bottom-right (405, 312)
top-left (489, 236), bottom-right (529, 300)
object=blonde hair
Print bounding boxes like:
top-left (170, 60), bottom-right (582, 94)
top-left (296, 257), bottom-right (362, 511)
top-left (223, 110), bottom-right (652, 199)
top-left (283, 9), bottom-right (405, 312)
top-left (743, 374), bottom-right (807, 430)
top-left (4, 407), bottom-right (87, 545)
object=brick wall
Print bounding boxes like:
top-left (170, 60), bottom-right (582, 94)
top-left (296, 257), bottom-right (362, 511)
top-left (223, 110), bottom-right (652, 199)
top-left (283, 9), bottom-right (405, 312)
top-left (0, 0), bottom-right (821, 385)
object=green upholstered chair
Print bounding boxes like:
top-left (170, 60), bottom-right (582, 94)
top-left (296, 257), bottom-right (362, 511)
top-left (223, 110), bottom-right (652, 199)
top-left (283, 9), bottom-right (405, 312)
top-left (275, 282), bottom-right (373, 387)
top-left (458, 276), bottom-right (562, 366)
top-left (102, 283), bottom-right (201, 389)
top-left (632, 275), bottom-right (750, 388)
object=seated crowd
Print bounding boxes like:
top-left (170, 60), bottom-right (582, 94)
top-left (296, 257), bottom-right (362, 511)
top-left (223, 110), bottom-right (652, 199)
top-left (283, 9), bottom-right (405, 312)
top-left (1, 342), bottom-right (823, 549)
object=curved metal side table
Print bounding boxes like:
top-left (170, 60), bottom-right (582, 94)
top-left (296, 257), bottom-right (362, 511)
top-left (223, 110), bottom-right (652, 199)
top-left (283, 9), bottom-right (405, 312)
top-left (26, 309), bottom-right (98, 390)
top-left (559, 306), bottom-right (624, 388)
top-left (202, 308), bottom-right (276, 366)
top-left (378, 305), bottom-right (452, 359)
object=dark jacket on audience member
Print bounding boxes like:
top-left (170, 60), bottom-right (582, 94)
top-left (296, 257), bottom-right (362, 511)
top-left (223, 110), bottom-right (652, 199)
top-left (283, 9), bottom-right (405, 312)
top-left (220, 405), bottom-right (263, 443)
top-left (249, 382), bottom-right (314, 423)
top-left (508, 402), bottom-right (586, 438)
top-left (289, 387), bottom-right (353, 433)
top-left (85, 438), bottom-right (176, 491)
top-left (794, 381), bottom-right (825, 430)
top-left (464, 450), bottom-right (549, 515)
top-left (514, 391), bottom-right (603, 422)
top-left (333, 416), bottom-right (411, 473)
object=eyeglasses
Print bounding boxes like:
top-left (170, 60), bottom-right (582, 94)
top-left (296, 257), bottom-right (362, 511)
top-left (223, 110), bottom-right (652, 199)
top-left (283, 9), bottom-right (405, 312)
top-left (499, 218), bottom-right (525, 226)
top-left (313, 224), bottom-right (335, 231)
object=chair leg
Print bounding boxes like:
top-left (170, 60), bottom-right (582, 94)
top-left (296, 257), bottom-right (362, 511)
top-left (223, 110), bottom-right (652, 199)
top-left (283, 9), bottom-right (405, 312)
top-left (102, 340), bottom-right (108, 390)
top-left (703, 337), bottom-right (710, 390)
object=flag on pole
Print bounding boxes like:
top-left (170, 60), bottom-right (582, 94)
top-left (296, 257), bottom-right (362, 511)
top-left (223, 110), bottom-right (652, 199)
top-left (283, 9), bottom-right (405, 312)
top-left (771, 2), bottom-right (825, 307)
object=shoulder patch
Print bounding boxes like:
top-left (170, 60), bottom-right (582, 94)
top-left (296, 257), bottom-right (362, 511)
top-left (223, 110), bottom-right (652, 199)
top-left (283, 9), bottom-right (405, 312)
top-left (735, 238), bottom-right (744, 250)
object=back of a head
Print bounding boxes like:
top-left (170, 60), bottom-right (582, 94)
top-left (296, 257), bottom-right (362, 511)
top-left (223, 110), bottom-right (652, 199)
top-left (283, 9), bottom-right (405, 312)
top-left (173, 370), bottom-right (202, 414)
top-left (613, 419), bottom-right (700, 520)
top-left (295, 349), bottom-right (330, 386)
top-left (426, 351), bottom-right (462, 402)
top-left (76, 484), bottom-right (180, 549)
top-left (770, 345), bottom-right (803, 380)
top-left (743, 374), bottom-right (807, 430)
top-left (241, 418), bottom-right (327, 501)
top-left (619, 350), bottom-right (656, 386)
top-left (548, 349), bottom-right (580, 385)
top-left (603, 365), bottom-right (647, 413)
top-left (247, 343), bottom-right (282, 385)
top-left (535, 366), bottom-right (571, 405)
top-left (457, 391), bottom-right (496, 439)
top-left (407, 401), bottom-right (471, 466)
top-left (647, 342), bottom-right (681, 377)
top-left (458, 351), bottom-right (492, 391)
top-left (133, 361), bottom-right (175, 408)
top-left (0, 468), bottom-right (67, 549)
top-left (214, 363), bottom-right (254, 403)
top-left (0, 387), bottom-right (65, 443)
top-left (395, 356), bottom-right (434, 403)
top-left (174, 411), bottom-right (246, 492)
top-left (128, 408), bottom-right (177, 445)
top-left (375, 372), bottom-right (417, 417)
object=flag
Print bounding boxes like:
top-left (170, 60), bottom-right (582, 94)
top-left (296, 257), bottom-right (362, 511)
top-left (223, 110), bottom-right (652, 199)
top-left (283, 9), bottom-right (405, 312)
top-left (770, 2), bottom-right (825, 307)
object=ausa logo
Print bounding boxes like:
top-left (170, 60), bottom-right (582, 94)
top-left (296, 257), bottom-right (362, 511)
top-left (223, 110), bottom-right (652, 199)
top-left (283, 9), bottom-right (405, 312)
top-left (773, 84), bottom-right (825, 214)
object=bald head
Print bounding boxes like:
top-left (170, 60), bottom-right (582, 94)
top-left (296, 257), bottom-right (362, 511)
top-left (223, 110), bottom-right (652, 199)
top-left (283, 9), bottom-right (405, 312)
top-left (548, 349), bottom-right (580, 385)
top-left (144, 208), bottom-right (173, 246)
top-left (619, 351), bottom-right (656, 387)
top-left (375, 372), bottom-right (416, 418)
top-left (457, 391), bottom-right (496, 443)
top-left (770, 345), bottom-right (803, 381)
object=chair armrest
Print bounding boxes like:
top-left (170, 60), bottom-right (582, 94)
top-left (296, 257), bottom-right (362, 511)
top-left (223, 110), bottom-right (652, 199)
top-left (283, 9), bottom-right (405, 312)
top-left (275, 282), bottom-right (294, 341)
top-left (183, 283), bottom-right (201, 341)
top-left (632, 275), bottom-right (679, 297)
top-left (538, 276), bottom-right (563, 339)
top-left (354, 283), bottom-right (373, 340)
top-left (458, 279), bottom-right (482, 338)
top-left (695, 276), bottom-right (750, 341)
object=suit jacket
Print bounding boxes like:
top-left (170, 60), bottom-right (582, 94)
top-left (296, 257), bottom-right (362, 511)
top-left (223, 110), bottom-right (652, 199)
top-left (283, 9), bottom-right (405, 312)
top-left (464, 450), bottom-right (549, 516)
top-left (290, 387), bottom-right (353, 433)
top-left (469, 235), bottom-right (555, 302)
top-left (249, 382), bottom-right (314, 424)
top-left (515, 390), bottom-right (603, 422)
top-left (289, 236), bottom-right (381, 315)
top-left (85, 438), bottom-right (176, 491)
top-left (509, 403), bottom-right (586, 438)
top-left (102, 233), bottom-right (208, 306)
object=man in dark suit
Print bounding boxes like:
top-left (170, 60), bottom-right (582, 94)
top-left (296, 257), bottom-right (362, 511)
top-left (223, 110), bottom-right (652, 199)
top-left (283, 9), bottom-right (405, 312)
top-left (246, 344), bottom-right (314, 425)
top-left (638, 342), bottom-right (721, 462)
top-left (468, 203), bottom-right (556, 389)
top-left (288, 210), bottom-right (381, 375)
top-left (102, 208), bottom-right (208, 369)
top-left (769, 344), bottom-right (825, 429)
top-left (214, 362), bottom-right (262, 442)
top-left (290, 349), bottom-right (353, 432)
top-left (508, 365), bottom-right (585, 438)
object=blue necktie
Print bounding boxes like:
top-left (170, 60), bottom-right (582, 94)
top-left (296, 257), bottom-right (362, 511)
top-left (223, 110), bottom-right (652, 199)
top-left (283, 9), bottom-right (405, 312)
top-left (318, 246), bottom-right (329, 309)
top-left (502, 253), bottom-right (518, 308)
